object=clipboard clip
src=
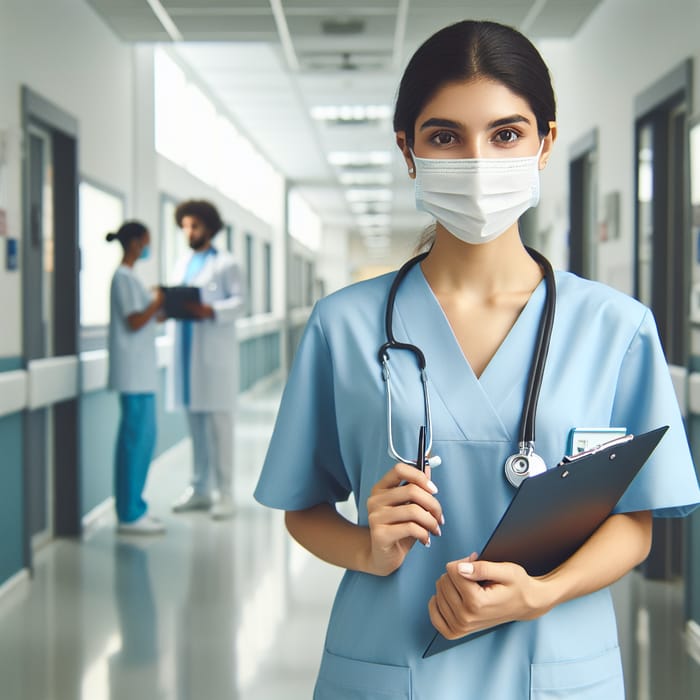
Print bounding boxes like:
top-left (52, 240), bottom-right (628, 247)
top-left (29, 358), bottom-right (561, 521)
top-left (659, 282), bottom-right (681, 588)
top-left (559, 433), bottom-right (634, 465)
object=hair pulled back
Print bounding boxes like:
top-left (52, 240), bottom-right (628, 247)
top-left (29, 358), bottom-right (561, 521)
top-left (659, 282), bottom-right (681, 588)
top-left (105, 220), bottom-right (148, 250)
top-left (174, 199), bottom-right (223, 237)
top-left (394, 20), bottom-right (556, 145)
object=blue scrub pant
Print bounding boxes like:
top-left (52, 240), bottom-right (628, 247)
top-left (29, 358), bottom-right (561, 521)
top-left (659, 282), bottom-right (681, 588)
top-left (115, 393), bottom-right (156, 523)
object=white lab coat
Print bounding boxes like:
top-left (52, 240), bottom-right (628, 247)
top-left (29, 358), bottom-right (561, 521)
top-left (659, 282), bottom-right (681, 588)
top-left (167, 248), bottom-right (245, 412)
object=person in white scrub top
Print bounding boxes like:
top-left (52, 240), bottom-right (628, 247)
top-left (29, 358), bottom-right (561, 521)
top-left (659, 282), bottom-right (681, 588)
top-left (107, 221), bottom-right (165, 535)
top-left (168, 199), bottom-right (245, 520)
top-left (254, 20), bottom-right (700, 699)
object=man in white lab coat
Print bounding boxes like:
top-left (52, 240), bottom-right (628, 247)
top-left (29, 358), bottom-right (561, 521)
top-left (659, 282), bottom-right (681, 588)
top-left (168, 199), bottom-right (245, 519)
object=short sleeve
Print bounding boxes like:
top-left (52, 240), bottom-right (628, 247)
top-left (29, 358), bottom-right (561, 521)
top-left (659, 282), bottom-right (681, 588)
top-left (611, 309), bottom-right (700, 517)
top-left (113, 271), bottom-right (142, 319)
top-left (254, 305), bottom-right (351, 510)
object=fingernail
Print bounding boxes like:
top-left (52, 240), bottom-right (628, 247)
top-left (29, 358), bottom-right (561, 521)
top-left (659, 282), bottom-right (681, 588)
top-left (440, 514), bottom-right (445, 525)
top-left (425, 537), bottom-right (431, 548)
top-left (436, 525), bottom-right (442, 536)
top-left (427, 480), bottom-right (438, 494)
top-left (458, 562), bottom-right (474, 576)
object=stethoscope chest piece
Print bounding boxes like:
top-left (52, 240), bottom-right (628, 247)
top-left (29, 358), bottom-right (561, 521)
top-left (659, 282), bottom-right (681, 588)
top-left (504, 444), bottom-right (547, 488)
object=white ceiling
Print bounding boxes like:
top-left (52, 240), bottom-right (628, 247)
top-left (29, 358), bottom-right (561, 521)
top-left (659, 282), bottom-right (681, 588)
top-left (86, 0), bottom-right (603, 255)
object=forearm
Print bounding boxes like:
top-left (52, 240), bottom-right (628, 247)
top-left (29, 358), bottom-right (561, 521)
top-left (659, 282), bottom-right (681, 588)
top-left (127, 298), bottom-right (161, 331)
top-left (285, 503), bottom-right (374, 574)
top-left (538, 511), bottom-right (652, 610)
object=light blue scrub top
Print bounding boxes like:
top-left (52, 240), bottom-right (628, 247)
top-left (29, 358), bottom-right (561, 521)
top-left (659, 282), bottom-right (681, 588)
top-left (254, 266), bottom-right (700, 700)
top-left (108, 265), bottom-right (157, 394)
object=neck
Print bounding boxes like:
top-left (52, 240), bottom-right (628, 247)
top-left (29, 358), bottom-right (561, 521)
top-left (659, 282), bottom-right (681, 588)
top-left (122, 253), bottom-right (137, 268)
top-left (420, 224), bottom-right (543, 297)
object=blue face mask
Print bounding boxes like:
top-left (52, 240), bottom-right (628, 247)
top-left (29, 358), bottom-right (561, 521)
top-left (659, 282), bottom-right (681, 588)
top-left (139, 244), bottom-right (151, 260)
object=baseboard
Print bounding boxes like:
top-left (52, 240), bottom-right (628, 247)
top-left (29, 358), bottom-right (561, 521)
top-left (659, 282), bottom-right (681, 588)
top-left (0, 568), bottom-right (29, 601)
top-left (686, 619), bottom-right (700, 666)
top-left (81, 496), bottom-right (115, 535)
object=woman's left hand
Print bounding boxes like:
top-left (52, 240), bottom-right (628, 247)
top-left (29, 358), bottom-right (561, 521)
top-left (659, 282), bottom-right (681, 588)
top-left (428, 555), bottom-right (552, 639)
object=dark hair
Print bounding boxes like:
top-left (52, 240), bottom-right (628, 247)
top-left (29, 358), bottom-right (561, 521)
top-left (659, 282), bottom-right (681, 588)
top-left (393, 20), bottom-right (556, 146)
top-left (174, 199), bottom-right (223, 237)
top-left (105, 220), bottom-right (148, 250)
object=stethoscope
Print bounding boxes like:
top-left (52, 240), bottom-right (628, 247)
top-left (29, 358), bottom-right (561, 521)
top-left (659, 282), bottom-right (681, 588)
top-left (377, 247), bottom-right (556, 488)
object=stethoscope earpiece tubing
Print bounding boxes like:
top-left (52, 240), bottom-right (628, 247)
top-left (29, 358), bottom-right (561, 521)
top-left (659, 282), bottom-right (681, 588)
top-left (379, 247), bottom-right (555, 478)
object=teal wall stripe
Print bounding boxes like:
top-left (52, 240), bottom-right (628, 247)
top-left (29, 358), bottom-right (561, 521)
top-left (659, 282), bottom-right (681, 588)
top-left (0, 357), bottom-right (23, 372)
top-left (79, 389), bottom-right (119, 516)
top-left (0, 413), bottom-right (24, 584)
top-left (80, 368), bottom-right (187, 517)
top-left (240, 331), bottom-right (281, 392)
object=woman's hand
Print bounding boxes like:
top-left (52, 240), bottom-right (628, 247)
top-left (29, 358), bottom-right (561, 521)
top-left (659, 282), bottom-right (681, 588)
top-left (428, 556), bottom-right (551, 639)
top-left (152, 286), bottom-right (165, 308)
top-left (366, 462), bottom-right (443, 576)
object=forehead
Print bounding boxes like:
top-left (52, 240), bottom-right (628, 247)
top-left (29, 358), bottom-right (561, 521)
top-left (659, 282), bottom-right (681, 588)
top-left (416, 78), bottom-right (535, 127)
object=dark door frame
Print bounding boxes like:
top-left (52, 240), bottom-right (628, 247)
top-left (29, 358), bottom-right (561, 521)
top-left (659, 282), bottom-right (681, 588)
top-left (568, 128), bottom-right (598, 278)
top-left (633, 61), bottom-right (693, 584)
top-left (21, 87), bottom-right (81, 571)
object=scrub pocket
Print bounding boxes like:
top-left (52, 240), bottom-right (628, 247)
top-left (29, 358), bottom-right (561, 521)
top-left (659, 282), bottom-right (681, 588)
top-left (530, 646), bottom-right (624, 699)
top-left (314, 648), bottom-right (411, 699)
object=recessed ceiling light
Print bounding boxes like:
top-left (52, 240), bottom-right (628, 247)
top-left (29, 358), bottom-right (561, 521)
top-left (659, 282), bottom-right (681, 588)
top-left (345, 188), bottom-right (393, 203)
top-left (310, 105), bottom-right (392, 121)
top-left (339, 172), bottom-right (393, 186)
top-left (328, 151), bottom-right (392, 166)
top-left (356, 214), bottom-right (391, 227)
top-left (350, 201), bottom-right (392, 214)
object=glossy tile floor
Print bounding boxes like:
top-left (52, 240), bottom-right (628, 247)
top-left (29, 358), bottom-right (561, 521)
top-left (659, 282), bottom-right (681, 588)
top-left (0, 380), bottom-right (699, 699)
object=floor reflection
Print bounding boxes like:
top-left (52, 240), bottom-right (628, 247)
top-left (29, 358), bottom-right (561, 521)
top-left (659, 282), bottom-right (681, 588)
top-left (0, 381), bottom-right (698, 699)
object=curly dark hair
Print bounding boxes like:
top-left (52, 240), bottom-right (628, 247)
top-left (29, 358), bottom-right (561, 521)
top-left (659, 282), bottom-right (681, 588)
top-left (174, 199), bottom-right (224, 236)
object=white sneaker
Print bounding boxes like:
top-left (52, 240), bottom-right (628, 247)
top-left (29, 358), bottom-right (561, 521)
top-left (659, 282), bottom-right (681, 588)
top-left (210, 494), bottom-right (235, 520)
top-left (117, 514), bottom-right (166, 535)
top-left (172, 488), bottom-right (213, 513)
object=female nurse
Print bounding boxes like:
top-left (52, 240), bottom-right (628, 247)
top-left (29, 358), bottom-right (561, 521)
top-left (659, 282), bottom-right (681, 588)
top-left (107, 221), bottom-right (165, 535)
top-left (254, 20), bottom-right (700, 700)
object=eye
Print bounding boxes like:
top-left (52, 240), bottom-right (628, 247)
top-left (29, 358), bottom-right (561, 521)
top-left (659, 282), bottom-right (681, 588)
top-left (492, 128), bottom-right (520, 145)
top-left (429, 130), bottom-right (458, 147)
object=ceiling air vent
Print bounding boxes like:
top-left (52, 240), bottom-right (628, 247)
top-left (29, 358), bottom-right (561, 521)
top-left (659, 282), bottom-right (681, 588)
top-left (321, 18), bottom-right (366, 36)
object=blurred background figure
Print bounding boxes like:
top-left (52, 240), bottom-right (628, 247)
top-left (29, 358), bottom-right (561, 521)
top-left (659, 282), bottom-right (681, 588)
top-left (107, 221), bottom-right (165, 535)
top-left (167, 199), bottom-right (245, 520)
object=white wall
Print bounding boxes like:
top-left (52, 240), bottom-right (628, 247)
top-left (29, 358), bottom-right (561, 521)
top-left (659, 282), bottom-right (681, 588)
top-left (537, 0), bottom-right (700, 293)
top-left (0, 0), bottom-right (133, 357)
top-left (0, 2), bottom-right (286, 360)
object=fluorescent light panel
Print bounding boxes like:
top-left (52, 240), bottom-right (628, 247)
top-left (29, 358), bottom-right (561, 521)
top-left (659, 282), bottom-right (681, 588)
top-left (345, 188), bottom-right (393, 203)
top-left (311, 105), bottom-right (392, 121)
top-left (328, 151), bottom-right (392, 166)
top-left (339, 172), bottom-right (393, 186)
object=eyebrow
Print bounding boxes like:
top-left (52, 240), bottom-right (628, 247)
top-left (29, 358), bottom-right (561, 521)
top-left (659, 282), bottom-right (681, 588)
top-left (418, 114), bottom-right (532, 131)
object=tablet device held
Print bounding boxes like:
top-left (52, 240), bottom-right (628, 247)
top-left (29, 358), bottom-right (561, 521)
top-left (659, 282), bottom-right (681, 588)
top-left (161, 285), bottom-right (201, 320)
top-left (423, 425), bottom-right (668, 658)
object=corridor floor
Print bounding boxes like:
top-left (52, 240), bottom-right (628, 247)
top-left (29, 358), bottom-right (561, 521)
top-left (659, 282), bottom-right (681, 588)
top-left (0, 380), bottom-right (698, 699)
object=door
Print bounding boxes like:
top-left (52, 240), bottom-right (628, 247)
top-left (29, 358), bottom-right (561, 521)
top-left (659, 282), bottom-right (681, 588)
top-left (25, 126), bottom-right (55, 551)
top-left (22, 88), bottom-right (81, 571)
top-left (568, 131), bottom-right (598, 279)
top-left (634, 83), bottom-right (689, 581)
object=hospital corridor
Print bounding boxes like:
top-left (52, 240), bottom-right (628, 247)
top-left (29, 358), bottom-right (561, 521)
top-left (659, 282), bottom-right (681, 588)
top-left (2, 0), bottom-right (700, 698)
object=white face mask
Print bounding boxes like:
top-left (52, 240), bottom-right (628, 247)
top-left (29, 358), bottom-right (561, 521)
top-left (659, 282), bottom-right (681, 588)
top-left (412, 141), bottom-right (544, 244)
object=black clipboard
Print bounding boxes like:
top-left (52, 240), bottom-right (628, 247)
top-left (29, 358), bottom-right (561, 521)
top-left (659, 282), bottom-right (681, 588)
top-left (161, 286), bottom-right (201, 319)
top-left (423, 425), bottom-right (668, 658)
